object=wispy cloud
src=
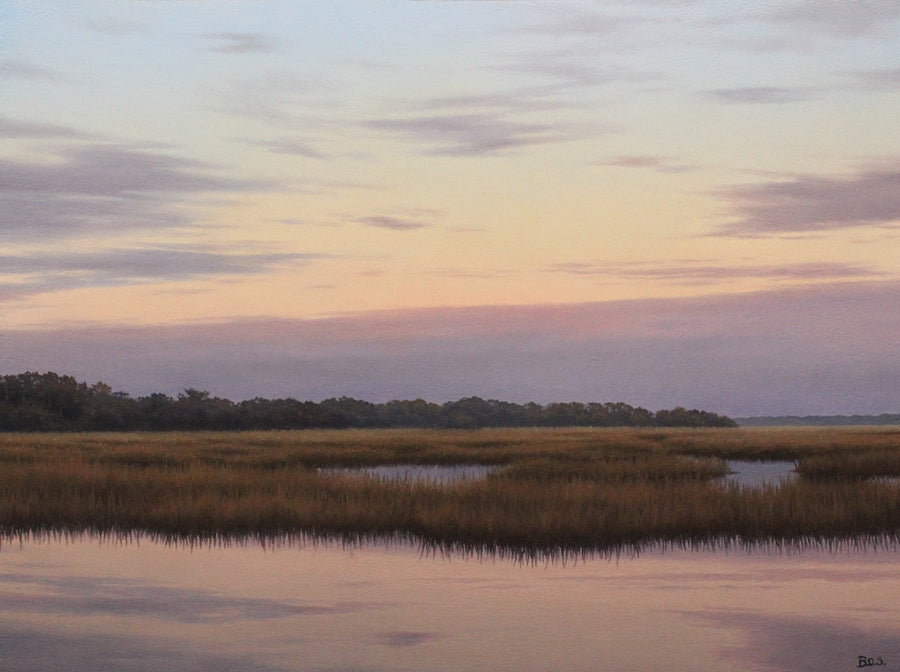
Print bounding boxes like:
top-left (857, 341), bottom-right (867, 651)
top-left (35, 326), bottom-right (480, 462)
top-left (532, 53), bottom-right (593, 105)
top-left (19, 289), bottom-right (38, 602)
top-left (366, 113), bottom-right (571, 156)
top-left (0, 247), bottom-right (323, 300)
top-left (0, 140), bottom-right (271, 243)
top-left (714, 163), bottom-right (900, 236)
top-left (766, 2), bottom-right (900, 37)
top-left (851, 66), bottom-right (900, 90)
top-left (594, 155), bottom-right (694, 173)
top-left (514, 6), bottom-right (642, 39)
top-left (705, 86), bottom-right (817, 104)
top-left (249, 137), bottom-right (327, 160)
top-left (0, 117), bottom-right (93, 140)
top-left (84, 18), bottom-right (147, 36)
top-left (547, 260), bottom-right (882, 284)
top-left (205, 32), bottom-right (276, 54)
top-left (209, 70), bottom-right (337, 125)
top-left (0, 59), bottom-right (63, 81)
top-left (355, 215), bottom-right (430, 231)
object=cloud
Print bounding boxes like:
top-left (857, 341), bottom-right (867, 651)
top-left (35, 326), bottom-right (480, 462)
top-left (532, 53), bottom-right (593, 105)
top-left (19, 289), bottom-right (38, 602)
top-left (547, 261), bottom-right (882, 284)
top-left (852, 66), bottom-right (900, 90)
top-left (84, 18), bottom-right (147, 36)
top-left (515, 6), bottom-right (641, 38)
top-left (594, 155), bottom-right (694, 173)
top-left (0, 141), bottom-right (271, 243)
top-left (705, 86), bottom-right (817, 104)
top-left (205, 32), bottom-right (275, 54)
top-left (1, 144), bottom-right (259, 196)
top-left (0, 59), bottom-right (63, 81)
top-left (0, 117), bottom-right (92, 140)
top-left (209, 70), bottom-right (336, 125)
top-left (766, 2), bottom-right (900, 37)
top-left (250, 137), bottom-right (327, 159)
top-left (366, 113), bottom-right (569, 156)
top-left (0, 247), bottom-right (323, 299)
top-left (714, 164), bottom-right (900, 235)
top-left (502, 55), bottom-right (621, 91)
top-left (355, 215), bottom-right (429, 231)
top-left (5, 282), bottom-right (898, 416)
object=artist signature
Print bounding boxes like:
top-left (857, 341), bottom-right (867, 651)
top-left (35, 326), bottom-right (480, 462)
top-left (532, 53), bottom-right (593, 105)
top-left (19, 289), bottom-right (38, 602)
top-left (858, 656), bottom-right (886, 668)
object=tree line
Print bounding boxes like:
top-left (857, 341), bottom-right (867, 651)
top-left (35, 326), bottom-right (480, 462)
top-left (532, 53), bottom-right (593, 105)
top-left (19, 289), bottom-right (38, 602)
top-left (0, 371), bottom-right (737, 432)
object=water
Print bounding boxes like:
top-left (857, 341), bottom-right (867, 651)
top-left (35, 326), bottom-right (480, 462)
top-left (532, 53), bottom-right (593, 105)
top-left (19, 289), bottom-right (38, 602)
top-left (321, 461), bottom-right (801, 488)
top-left (721, 460), bottom-right (797, 488)
top-left (1, 535), bottom-right (898, 671)
top-left (318, 463), bottom-right (495, 484)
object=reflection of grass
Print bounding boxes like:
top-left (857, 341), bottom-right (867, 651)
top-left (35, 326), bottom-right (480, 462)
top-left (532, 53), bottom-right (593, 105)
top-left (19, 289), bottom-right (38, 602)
top-left (1, 427), bottom-right (898, 552)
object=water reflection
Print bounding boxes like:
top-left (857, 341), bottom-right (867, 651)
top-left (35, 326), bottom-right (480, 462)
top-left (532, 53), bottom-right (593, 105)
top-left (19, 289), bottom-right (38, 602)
top-left (318, 463), bottom-right (495, 484)
top-left (1, 534), bottom-right (898, 672)
top-left (721, 460), bottom-right (797, 488)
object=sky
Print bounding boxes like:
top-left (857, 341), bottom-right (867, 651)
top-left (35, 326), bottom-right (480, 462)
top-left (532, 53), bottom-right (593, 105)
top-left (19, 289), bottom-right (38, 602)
top-left (1, 1), bottom-right (898, 416)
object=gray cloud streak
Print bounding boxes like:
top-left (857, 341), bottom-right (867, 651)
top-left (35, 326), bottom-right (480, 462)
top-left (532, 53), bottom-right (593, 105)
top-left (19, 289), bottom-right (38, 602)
top-left (0, 248), bottom-right (323, 299)
top-left (366, 113), bottom-right (569, 156)
top-left (852, 66), bottom-right (900, 90)
top-left (548, 261), bottom-right (882, 283)
top-left (0, 117), bottom-right (92, 140)
top-left (205, 32), bottom-right (275, 54)
top-left (594, 155), bottom-right (694, 173)
top-left (0, 59), bottom-right (63, 81)
top-left (766, 2), bottom-right (900, 37)
top-left (705, 86), bottom-right (817, 104)
top-left (0, 139), bottom-right (271, 243)
top-left (715, 164), bottom-right (900, 235)
top-left (355, 216), bottom-right (429, 231)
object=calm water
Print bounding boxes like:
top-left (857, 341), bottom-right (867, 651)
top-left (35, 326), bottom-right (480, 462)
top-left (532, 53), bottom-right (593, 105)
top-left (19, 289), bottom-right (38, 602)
top-left (318, 464), bottom-right (495, 484)
top-left (722, 460), bottom-right (797, 488)
top-left (1, 535), bottom-right (898, 672)
top-left (320, 461), bottom-right (798, 488)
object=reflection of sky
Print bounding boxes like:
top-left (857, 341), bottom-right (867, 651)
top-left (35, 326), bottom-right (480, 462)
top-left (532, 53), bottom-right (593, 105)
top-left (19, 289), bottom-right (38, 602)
top-left (318, 464), bottom-right (495, 484)
top-left (721, 460), bottom-right (797, 488)
top-left (1, 537), bottom-right (897, 672)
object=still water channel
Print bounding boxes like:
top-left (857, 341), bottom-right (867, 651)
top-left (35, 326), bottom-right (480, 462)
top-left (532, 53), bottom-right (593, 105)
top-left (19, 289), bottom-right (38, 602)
top-left (1, 534), bottom-right (898, 672)
top-left (318, 460), bottom-right (798, 488)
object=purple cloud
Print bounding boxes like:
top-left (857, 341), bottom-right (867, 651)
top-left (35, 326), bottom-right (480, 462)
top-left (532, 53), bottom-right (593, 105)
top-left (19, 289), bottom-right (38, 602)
top-left (705, 86), bottom-right (817, 104)
top-left (715, 165), bottom-right (900, 235)
top-left (366, 113), bottom-right (568, 156)
top-left (0, 247), bottom-right (324, 299)
top-left (594, 155), bottom-right (694, 173)
top-left (766, 3), bottom-right (900, 37)
top-left (548, 261), bottom-right (881, 284)
top-left (355, 215), bottom-right (429, 231)
top-left (0, 142), bottom-right (271, 243)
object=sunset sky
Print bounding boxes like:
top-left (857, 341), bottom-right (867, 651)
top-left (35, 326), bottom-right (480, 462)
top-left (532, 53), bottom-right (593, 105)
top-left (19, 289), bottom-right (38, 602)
top-left (2, 2), bottom-right (898, 416)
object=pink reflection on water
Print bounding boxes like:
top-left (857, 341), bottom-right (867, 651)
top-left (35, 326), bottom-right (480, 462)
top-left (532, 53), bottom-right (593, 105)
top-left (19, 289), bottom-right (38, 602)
top-left (0, 535), bottom-right (898, 671)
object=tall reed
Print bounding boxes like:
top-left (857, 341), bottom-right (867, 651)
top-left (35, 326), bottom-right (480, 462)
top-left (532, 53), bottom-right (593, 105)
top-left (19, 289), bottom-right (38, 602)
top-left (1, 427), bottom-right (898, 552)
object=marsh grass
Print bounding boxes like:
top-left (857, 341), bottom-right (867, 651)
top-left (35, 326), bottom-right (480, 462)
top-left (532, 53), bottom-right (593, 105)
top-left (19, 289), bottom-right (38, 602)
top-left (1, 427), bottom-right (898, 552)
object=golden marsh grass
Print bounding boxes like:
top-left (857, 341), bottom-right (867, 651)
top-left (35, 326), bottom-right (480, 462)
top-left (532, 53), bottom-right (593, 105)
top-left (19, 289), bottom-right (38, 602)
top-left (1, 427), bottom-right (898, 552)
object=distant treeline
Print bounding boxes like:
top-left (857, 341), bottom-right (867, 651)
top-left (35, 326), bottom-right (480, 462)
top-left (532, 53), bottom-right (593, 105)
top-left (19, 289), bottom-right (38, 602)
top-left (736, 414), bottom-right (900, 427)
top-left (0, 372), bottom-right (737, 432)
